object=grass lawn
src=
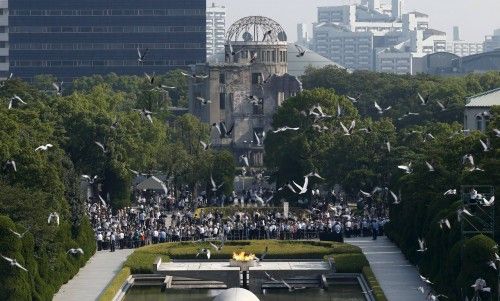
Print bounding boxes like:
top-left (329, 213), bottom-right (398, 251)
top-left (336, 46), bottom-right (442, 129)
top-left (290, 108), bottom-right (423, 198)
top-left (100, 240), bottom-right (387, 301)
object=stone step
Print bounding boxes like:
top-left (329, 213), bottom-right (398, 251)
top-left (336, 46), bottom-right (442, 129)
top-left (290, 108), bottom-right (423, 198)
top-left (171, 283), bottom-right (227, 289)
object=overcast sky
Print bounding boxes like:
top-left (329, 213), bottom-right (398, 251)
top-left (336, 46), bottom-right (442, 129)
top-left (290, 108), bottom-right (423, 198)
top-left (209, 0), bottom-right (500, 42)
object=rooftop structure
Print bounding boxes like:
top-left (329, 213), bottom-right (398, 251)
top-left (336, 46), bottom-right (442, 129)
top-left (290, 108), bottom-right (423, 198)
top-left (287, 43), bottom-right (345, 77)
top-left (464, 88), bottom-right (500, 132)
top-left (466, 88), bottom-right (500, 108)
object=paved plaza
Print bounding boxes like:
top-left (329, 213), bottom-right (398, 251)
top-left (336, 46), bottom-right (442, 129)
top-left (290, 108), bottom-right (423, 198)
top-left (158, 260), bottom-right (330, 272)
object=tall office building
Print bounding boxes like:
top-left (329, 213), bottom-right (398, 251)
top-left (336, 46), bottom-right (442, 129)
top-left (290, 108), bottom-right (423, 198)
top-left (0, 0), bottom-right (8, 78)
top-left (297, 23), bottom-right (308, 45)
top-left (453, 26), bottom-right (460, 41)
top-left (206, 2), bottom-right (226, 58)
top-left (8, 0), bottom-right (206, 81)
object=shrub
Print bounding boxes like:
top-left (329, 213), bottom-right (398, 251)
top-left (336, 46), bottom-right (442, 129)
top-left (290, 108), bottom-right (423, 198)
top-left (331, 253), bottom-right (369, 273)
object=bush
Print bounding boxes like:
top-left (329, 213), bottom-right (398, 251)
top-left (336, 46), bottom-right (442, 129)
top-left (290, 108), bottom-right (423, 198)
top-left (331, 253), bottom-right (369, 273)
top-left (130, 240), bottom-right (343, 263)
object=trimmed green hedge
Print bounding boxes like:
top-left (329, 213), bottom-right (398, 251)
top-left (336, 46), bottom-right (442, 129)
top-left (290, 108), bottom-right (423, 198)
top-left (0, 214), bottom-right (95, 301)
top-left (363, 266), bottom-right (387, 301)
top-left (131, 240), bottom-right (361, 267)
top-left (331, 253), bottom-right (369, 273)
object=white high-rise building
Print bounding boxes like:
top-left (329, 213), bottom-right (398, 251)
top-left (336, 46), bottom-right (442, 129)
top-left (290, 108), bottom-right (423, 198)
top-left (206, 2), bottom-right (226, 58)
top-left (445, 26), bottom-right (483, 56)
top-left (313, 0), bottom-right (448, 74)
top-left (446, 41), bottom-right (483, 57)
top-left (314, 23), bottom-right (374, 71)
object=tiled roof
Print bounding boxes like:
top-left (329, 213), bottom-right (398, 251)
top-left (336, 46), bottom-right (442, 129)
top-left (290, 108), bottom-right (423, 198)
top-left (465, 88), bottom-right (500, 107)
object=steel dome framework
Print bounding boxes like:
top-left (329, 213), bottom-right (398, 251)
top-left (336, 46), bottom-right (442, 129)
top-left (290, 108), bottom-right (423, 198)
top-left (226, 16), bottom-right (287, 43)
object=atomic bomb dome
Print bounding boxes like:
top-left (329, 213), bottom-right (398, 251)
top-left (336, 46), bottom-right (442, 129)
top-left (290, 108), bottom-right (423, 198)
top-left (227, 16), bottom-right (287, 43)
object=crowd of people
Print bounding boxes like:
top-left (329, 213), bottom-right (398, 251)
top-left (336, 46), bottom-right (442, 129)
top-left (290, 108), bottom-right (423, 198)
top-left (87, 187), bottom-right (389, 251)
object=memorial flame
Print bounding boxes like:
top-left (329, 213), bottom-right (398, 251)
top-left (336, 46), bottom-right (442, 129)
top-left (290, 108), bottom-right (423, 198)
top-left (232, 251), bottom-right (256, 262)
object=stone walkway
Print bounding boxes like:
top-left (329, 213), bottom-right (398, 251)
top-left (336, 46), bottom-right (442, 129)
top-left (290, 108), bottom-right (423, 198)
top-left (346, 236), bottom-right (430, 301)
top-left (53, 249), bottom-right (134, 301)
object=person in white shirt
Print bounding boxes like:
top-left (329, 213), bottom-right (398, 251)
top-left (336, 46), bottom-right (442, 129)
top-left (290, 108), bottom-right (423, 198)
top-left (96, 232), bottom-right (103, 251)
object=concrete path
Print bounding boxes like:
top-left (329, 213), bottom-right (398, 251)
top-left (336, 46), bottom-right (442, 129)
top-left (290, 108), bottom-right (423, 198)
top-left (53, 249), bottom-right (134, 301)
top-left (345, 236), bottom-right (430, 301)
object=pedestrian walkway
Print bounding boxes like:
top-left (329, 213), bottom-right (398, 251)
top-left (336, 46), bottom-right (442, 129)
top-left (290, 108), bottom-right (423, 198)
top-left (345, 236), bottom-right (430, 301)
top-left (53, 249), bottom-right (134, 301)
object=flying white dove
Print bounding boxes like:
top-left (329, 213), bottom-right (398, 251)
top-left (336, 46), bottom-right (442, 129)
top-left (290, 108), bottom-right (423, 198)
top-left (443, 189), bottom-right (457, 196)
top-left (293, 176), bottom-right (309, 194)
top-left (35, 144), bottom-right (53, 152)
top-left (151, 176), bottom-right (168, 195)
top-left (272, 126), bottom-right (299, 133)
top-left (481, 196), bottom-right (495, 207)
top-left (200, 141), bottom-right (211, 151)
top-left (397, 163), bottom-right (412, 174)
top-left (438, 218), bottom-right (451, 230)
top-left (389, 190), bottom-right (399, 204)
top-left (67, 248), bottom-right (84, 255)
top-left (1, 254), bottom-right (28, 272)
top-left (48, 212), bottom-right (60, 226)
top-left (417, 238), bottom-right (427, 252)
top-left (457, 208), bottom-right (473, 222)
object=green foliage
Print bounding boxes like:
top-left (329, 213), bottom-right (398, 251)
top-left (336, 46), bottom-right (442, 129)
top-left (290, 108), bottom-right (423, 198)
top-left (301, 67), bottom-right (500, 128)
top-left (266, 68), bottom-right (500, 299)
top-left (331, 253), bottom-right (369, 273)
top-left (0, 73), bottom-right (232, 300)
top-left (265, 88), bottom-right (398, 203)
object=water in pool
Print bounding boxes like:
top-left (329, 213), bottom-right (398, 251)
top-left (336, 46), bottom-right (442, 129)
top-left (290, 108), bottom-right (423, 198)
top-left (124, 284), bottom-right (365, 301)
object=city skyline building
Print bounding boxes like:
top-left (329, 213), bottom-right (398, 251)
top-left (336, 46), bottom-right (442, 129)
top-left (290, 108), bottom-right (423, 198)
top-left (296, 23), bottom-right (309, 45)
top-left (206, 2), bottom-right (225, 58)
top-left (313, 0), bottom-right (450, 74)
top-left (0, 0), bottom-right (8, 78)
top-left (8, 0), bottom-right (206, 81)
top-left (484, 28), bottom-right (500, 52)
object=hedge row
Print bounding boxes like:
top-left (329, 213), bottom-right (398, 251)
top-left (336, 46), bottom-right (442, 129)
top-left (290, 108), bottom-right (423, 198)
top-left (0, 215), bottom-right (95, 300)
